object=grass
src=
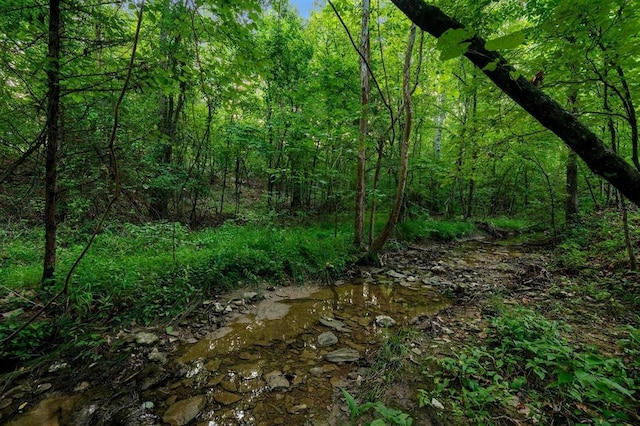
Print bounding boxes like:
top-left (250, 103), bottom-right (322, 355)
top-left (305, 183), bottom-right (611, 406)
top-left (395, 219), bottom-right (475, 242)
top-left (0, 220), bottom-right (356, 361)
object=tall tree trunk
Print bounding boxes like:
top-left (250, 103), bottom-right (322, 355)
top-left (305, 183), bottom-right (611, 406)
top-left (390, 0), bottom-right (640, 206)
top-left (465, 86), bottom-right (478, 220)
top-left (433, 94), bottom-right (445, 159)
top-left (354, 0), bottom-right (370, 248)
top-left (565, 150), bottom-right (579, 223)
top-left (42, 0), bottom-right (61, 285)
top-left (370, 24), bottom-right (417, 253)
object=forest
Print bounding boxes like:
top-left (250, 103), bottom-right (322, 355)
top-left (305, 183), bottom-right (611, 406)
top-left (1, 0), bottom-right (639, 425)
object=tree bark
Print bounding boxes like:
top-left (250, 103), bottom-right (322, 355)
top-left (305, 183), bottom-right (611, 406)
top-left (42, 0), bottom-right (61, 285)
top-left (389, 0), bottom-right (640, 206)
top-left (354, 0), bottom-right (370, 248)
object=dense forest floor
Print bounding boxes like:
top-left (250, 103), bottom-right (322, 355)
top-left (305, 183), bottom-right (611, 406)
top-left (1, 213), bottom-right (639, 425)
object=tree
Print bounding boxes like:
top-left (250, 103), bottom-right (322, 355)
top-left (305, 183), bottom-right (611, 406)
top-left (42, 0), bottom-right (61, 284)
top-left (354, 0), bottom-right (370, 247)
top-left (389, 0), bottom-right (640, 206)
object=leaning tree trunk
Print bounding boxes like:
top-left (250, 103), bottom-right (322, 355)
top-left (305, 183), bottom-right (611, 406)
top-left (389, 0), bottom-right (640, 206)
top-left (42, 0), bottom-right (61, 285)
top-left (370, 24), bottom-right (417, 253)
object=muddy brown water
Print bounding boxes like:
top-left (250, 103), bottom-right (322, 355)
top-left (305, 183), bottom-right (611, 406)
top-left (6, 278), bottom-right (449, 426)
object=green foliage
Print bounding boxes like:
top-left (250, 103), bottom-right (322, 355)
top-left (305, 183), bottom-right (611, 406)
top-left (395, 219), bottom-right (475, 242)
top-left (486, 217), bottom-right (530, 231)
top-left (0, 221), bottom-right (354, 359)
top-left (484, 30), bottom-right (525, 51)
top-left (0, 319), bottom-right (54, 361)
top-left (341, 388), bottom-right (413, 426)
top-left (420, 307), bottom-right (638, 424)
top-left (437, 28), bottom-right (473, 61)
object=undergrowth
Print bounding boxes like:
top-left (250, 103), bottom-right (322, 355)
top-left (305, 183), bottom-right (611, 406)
top-left (395, 219), bottom-right (475, 242)
top-left (0, 221), bottom-right (354, 361)
top-left (420, 306), bottom-right (640, 425)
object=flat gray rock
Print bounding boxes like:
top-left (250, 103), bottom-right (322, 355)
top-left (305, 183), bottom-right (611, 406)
top-left (317, 331), bottom-right (338, 347)
top-left (325, 348), bottom-right (360, 363)
top-left (265, 370), bottom-right (290, 390)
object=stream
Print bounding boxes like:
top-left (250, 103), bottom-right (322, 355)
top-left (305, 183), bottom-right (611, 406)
top-left (3, 239), bottom-right (539, 426)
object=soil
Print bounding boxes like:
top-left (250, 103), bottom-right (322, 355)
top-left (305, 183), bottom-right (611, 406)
top-left (1, 235), bottom-right (635, 425)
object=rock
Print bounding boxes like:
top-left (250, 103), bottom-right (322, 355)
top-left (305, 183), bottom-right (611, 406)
top-left (317, 331), bottom-right (338, 347)
top-left (237, 380), bottom-right (265, 394)
top-left (238, 352), bottom-right (254, 360)
top-left (234, 363), bottom-right (262, 380)
top-left (301, 350), bottom-right (317, 360)
top-left (221, 381), bottom-right (237, 393)
top-left (325, 348), bottom-right (360, 363)
top-left (142, 401), bottom-right (154, 410)
top-left (224, 305), bottom-right (234, 312)
top-left (242, 292), bottom-right (258, 301)
top-left (148, 348), bottom-right (167, 364)
top-left (319, 316), bottom-right (349, 332)
top-left (375, 315), bottom-right (396, 327)
top-left (207, 375), bottom-right (224, 386)
top-left (212, 302), bottom-right (225, 313)
top-left (162, 395), bottom-right (205, 426)
top-left (386, 270), bottom-right (406, 279)
top-left (265, 371), bottom-right (290, 390)
top-left (431, 265), bottom-right (446, 274)
top-left (212, 390), bottom-right (242, 405)
top-left (48, 362), bottom-right (68, 373)
top-left (287, 404), bottom-right (308, 414)
top-left (205, 359), bottom-right (222, 372)
top-left (73, 382), bottom-right (90, 392)
top-left (35, 383), bottom-right (52, 394)
top-left (431, 398), bottom-right (445, 410)
top-left (135, 332), bottom-right (159, 345)
top-left (309, 367), bottom-right (324, 377)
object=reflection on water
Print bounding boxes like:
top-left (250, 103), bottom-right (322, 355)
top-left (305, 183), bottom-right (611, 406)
top-left (180, 282), bottom-right (447, 363)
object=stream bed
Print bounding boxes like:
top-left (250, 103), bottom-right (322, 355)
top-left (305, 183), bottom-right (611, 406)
top-left (6, 272), bottom-right (450, 426)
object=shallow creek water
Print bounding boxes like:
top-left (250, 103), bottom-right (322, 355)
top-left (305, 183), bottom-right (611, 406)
top-left (7, 278), bottom-right (449, 426)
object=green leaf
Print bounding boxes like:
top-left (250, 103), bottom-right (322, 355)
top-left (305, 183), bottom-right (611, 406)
top-left (482, 59), bottom-right (499, 72)
top-left (485, 31), bottom-right (525, 51)
top-left (369, 420), bottom-right (388, 426)
top-left (510, 376), bottom-right (527, 390)
top-left (437, 28), bottom-right (473, 61)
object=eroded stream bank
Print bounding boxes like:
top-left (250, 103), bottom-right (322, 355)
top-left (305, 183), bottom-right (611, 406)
top-left (2, 238), bottom-right (545, 425)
